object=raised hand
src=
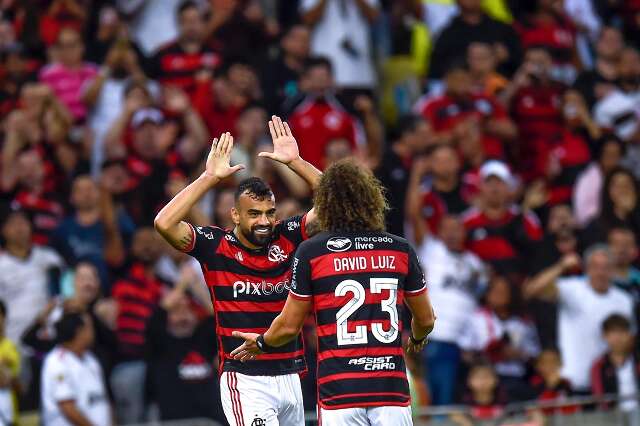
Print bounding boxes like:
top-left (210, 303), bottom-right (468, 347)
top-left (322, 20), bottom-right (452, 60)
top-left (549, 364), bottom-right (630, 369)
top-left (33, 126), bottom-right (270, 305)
top-left (205, 132), bottom-right (245, 180)
top-left (259, 115), bottom-right (300, 165)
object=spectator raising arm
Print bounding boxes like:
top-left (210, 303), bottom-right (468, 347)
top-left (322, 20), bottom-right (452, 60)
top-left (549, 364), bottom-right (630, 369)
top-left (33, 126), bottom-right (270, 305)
top-left (57, 400), bottom-right (93, 426)
top-left (406, 156), bottom-right (431, 246)
top-left (155, 132), bottom-right (245, 251)
top-left (523, 253), bottom-right (581, 301)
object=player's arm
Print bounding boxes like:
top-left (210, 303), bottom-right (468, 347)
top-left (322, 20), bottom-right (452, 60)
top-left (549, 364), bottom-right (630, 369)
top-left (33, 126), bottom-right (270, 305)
top-left (258, 115), bottom-right (322, 225)
top-left (154, 132), bottom-right (244, 251)
top-left (404, 246), bottom-right (436, 352)
top-left (58, 400), bottom-right (93, 426)
top-left (231, 296), bottom-right (312, 362)
top-left (405, 291), bottom-right (436, 353)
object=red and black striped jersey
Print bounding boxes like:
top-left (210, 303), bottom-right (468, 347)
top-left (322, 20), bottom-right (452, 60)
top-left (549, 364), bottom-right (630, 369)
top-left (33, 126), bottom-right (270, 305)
top-left (184, 216), bottom-right (309, 376)
top-left (288, 232), bottom-right (427, 410)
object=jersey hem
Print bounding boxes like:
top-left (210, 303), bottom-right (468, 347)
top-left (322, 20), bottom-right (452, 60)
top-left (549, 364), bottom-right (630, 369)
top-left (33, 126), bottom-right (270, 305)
top-left (221, 364), bottom-right (307, 377)
top-left (319, 400), bottom-right (411, 410)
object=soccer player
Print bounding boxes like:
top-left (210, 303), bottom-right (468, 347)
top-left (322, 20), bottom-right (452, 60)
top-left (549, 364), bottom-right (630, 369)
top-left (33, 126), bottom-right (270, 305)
top-left (232, 160), bottom-right (436, 425)
top-left (154, 116), bottom-right (321, 426)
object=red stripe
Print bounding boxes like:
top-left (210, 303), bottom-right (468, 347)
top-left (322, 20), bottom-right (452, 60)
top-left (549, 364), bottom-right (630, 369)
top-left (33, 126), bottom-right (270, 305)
top-left (221, 349), bottom-right (304, 361)
top-left (320, 400), bottom-right (410, 410)
top-left (467, 237), bottom-right (517, 261)
top-left (316, 319), bottom-right (401, 337)
top-left (214, 300), bottom-right (285, 312)
top-left (218, 326), bottom-right (267, 336)
top-left (233, 373), bottom-right (245, 426)
top-left (226, 373), bottom-right (241, 426)
top-left (204, 270), bottom-right (292, 287)
top-left (318, 346), bottom-right (404, 361)
top-left (322, 391), bottom-right (409, 402)
top-left (318, 370), bottom-right (407, 385)
top-left (315, 291), bottom-right (404, 311)
top-left (310, 250), bottom-right (408, 280)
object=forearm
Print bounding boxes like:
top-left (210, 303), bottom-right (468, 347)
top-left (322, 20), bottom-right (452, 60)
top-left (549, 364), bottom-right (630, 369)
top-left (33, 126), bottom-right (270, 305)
top-left (155, 173), bottom-right (217, 231)
top-left (183, 107), bottom-right (209, 151)
top-left (104, 110), bottom-right (131, 146)
top-left (411, 317), bottom-right (433, 341)
top-left (524, 262), bottom-right (562, 299)
top-left (59, 402), bottom-right (93, 426)
top-left (263, 313), bottom-right (302, 347)
top-left (81, 70), bottom-right (109, 107)
top-left (301, 0), bottom-right (328, 26)
top-left (354, 0), bottom-right (380, 21)
top-left (101, 193), bottom-right (125, 266)
top-left (287, 157), bottom-right (322, 190)
top-left (362, 113), bottom-right (384, 168)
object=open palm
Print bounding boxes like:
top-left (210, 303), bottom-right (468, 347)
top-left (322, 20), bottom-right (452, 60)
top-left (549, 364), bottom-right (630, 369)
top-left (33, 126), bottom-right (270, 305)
top-left (205, 132), bottom-right (245, 180)
top-left (259, 115), bottom-right (300, 165)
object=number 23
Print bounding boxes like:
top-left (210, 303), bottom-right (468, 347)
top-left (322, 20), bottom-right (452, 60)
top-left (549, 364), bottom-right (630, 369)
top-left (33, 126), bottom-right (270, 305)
top-left (335, 278), bottom-right (399, 346)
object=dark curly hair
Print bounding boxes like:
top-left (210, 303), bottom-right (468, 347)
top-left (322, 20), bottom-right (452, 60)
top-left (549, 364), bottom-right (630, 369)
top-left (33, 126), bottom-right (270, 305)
top-left (235, 177), bottom-right (273, 202)
top-left (314, 159), bottom-right (388, 233)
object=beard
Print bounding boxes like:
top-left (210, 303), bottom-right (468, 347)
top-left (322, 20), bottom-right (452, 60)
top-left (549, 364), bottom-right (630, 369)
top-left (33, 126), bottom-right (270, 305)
top-left (240, 224), bottom-right (274, 247)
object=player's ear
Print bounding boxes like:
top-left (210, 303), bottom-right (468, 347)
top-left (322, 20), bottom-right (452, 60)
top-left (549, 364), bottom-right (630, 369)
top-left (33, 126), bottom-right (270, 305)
top-left (231, 207), bottom-right (240, 225)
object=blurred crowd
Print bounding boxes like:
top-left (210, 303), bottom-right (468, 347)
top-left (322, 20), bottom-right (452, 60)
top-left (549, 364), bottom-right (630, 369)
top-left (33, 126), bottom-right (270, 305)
top-left (0, 0), bottom-right (639, 424)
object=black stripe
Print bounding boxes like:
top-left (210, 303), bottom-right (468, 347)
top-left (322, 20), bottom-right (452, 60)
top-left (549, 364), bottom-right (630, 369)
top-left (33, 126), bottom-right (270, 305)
top-left (215, 311), bottom-right (280, 329)
top-left (318, 355), bottom-right (406, 374)
top-left (222, 356), bottom-right (306, 376)
top-left (203, 257), bottom-right (294, 278)
top-left (212, 286), bottom-right (291, 302)
top-left (219, 335), bottom-right (303, 355)
top-left (322, 393), bottom-right (409, 407)
top-left (319, 377), bottom-right (409, 402)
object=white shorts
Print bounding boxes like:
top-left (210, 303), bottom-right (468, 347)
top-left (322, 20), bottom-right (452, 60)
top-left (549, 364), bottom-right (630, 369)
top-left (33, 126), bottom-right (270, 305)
top-left (319, 405), bottom-right (413, 426)
top-left (220, 371), bottom-right (304, 426)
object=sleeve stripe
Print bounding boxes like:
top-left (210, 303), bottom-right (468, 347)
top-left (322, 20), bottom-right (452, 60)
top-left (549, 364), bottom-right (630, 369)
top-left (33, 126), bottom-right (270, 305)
top-left (405, 285), bottom-right (427, 296)
top-left (289, 290), bottom-right (312, 300)
top-left (183, 223), bottom-right (196, 253)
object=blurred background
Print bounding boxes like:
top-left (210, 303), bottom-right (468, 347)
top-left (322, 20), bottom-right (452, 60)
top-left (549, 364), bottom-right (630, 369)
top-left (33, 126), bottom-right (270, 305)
top-left (0, 0), bottom-right (639, 425)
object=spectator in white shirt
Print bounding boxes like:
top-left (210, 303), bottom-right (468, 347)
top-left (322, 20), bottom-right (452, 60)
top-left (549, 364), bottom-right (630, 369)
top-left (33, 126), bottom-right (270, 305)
top-left (0, 210), bottom-right (64, 348)
top-left (41, 312), bottom-right (111, 426)
top-left (460, 275), bottom-right (540, 400)
top-left (300, 0), bottom-right (380, 91)
top-left (524, 244), bottom-right (634, 392)
top-left (419, 214), bottom-right (487, 405)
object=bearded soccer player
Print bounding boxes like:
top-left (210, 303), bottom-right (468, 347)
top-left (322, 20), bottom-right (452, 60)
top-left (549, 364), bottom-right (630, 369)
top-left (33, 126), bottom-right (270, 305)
top-left (154, 116), bottom-right (321, 426)
top-left (232, 160), bottom-right (436, 426)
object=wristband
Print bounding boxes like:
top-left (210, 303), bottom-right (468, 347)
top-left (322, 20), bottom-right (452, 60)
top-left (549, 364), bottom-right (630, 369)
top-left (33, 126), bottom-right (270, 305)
top-left (409, 334), bottom-right (426, 345)
top-left (255, 334), bottom-right (276, 353)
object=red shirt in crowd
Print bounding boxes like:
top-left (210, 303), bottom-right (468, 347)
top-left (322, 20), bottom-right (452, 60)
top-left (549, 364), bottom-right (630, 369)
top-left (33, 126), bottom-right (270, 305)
top-left (416, 93), bottom-right (510, 159)
top-left (463, 206), bottom-right (543, 277)
top-left (150, 41), bottom-right (222, 98)
top-left (514, 16), bottom-right (576, 64)
top-left (534, 129), bottom-right (591, 205)
top-left (112, 263), bottom-right (164, 360)
top-left (287, 97), bottom-right (358, 170)
top-left (192, 79), bottom-right (243, 138)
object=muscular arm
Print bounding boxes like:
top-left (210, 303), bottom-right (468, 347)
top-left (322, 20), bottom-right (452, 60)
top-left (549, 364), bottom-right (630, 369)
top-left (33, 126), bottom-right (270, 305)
top-left (231, 295), bottom-right (311, 361)
top-left (154, 132), bottom-right (244, 251)
top-left (264, 296), bottom-right (311, 346)
top-left (405, 292), bottom-right (436, 341)
top-left (154, 174), bottom-right (217, 251)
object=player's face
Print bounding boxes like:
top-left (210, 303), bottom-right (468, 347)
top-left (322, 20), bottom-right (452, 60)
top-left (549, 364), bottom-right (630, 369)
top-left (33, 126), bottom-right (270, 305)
top-left (233, 194), bottom-right (277, 247)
